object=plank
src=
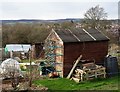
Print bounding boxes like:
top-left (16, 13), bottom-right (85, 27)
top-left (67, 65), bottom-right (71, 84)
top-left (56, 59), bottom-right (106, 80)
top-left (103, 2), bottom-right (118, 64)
top-left (67, 55), bottom-right (82, 79)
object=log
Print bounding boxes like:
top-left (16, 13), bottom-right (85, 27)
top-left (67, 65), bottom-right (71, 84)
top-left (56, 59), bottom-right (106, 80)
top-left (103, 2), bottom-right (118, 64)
top-left (74, 74), bottom-right (80, 78)
top-left (72, 77), bottom-right (80, 83)
top-left (67, 55), bottom-right (82, 79)
top-left (76, 69), bottom-right (84, 74)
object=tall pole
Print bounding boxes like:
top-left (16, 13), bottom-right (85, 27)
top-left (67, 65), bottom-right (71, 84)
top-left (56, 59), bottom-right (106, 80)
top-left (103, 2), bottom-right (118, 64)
top-left (29, 48), bottom-right (32, 87)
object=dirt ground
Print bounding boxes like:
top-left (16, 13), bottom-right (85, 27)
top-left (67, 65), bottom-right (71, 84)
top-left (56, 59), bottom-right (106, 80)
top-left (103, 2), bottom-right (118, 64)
top-left (1, 80), bottom-right (48, 92)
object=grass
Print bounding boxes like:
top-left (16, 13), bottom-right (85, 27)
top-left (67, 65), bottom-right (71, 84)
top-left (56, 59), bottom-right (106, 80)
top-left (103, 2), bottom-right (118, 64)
top-left (33, 75), bottom-right (119, 91)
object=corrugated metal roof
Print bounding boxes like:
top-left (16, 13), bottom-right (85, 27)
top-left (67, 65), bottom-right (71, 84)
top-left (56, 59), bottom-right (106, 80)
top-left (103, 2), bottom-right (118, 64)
top-left (55, 28), bottom-right (109, 42)
top-left (55, 29), bottom-right (78, 42)
top-left (86, 28), bottom-right (109, 41)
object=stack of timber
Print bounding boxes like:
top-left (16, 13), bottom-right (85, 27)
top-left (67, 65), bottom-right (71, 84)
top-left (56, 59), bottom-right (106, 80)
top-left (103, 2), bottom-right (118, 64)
top-left (72, 62), bottom-right (106, 83)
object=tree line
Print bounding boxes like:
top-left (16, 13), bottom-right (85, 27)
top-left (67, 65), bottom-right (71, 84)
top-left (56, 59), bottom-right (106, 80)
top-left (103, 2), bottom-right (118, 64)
top-left (2, 23), bottom-right (52, 47)
top-left (2, 21), bottom-right (117, 47)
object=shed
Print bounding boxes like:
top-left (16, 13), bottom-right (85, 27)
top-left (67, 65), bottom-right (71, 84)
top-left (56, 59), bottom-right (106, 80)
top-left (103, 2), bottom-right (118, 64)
top-left (44, 28), bottom-right (109, 77)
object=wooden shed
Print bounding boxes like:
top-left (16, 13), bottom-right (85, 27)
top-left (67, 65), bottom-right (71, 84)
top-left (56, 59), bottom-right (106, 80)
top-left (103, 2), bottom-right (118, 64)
top-left (44, 28), bottom-right (109, 77)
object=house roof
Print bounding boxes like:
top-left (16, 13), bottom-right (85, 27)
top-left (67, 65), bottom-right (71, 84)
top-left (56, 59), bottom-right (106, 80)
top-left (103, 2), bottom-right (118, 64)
top-left (54, 28), bottom-right (109, 42)
top-left (5, 44), bottom-right (31, 52)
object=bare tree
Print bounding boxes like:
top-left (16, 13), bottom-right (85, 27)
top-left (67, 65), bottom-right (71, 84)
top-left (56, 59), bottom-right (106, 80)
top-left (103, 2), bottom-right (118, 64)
top-left (82, 5), bottom-right (108, 29)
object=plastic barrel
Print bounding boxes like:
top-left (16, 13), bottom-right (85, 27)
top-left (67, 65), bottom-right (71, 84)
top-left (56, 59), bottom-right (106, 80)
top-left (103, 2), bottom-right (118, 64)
top-left (104, 55), bottom-right (118, 76)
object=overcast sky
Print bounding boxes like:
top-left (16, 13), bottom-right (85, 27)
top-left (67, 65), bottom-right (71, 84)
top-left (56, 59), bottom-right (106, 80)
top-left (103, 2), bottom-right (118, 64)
top-left (0, 0), bottom-right (119, 20)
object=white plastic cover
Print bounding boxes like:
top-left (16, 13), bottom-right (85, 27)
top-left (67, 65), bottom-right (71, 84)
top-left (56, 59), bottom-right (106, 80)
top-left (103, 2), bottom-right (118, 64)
top-left (0, 58), bottom-right (21, 78)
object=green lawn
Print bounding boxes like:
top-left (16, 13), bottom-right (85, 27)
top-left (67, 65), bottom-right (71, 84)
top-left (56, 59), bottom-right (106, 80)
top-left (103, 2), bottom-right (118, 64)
top-left (33, 75), bottom-right (119, 91)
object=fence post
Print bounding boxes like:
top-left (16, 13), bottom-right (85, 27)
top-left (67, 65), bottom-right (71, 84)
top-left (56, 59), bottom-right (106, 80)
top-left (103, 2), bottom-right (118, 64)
top-left (29, 48), bottom-right (32, 87)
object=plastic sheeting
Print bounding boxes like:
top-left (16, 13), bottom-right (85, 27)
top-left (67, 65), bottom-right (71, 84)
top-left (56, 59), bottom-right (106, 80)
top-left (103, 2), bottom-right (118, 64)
top-left (0, 58), bottom-right (21, 78)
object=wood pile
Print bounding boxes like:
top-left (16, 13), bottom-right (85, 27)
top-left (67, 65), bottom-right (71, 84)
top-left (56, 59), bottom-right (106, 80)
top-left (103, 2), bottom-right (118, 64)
top-left (71, 62), bottom-right (106, 83)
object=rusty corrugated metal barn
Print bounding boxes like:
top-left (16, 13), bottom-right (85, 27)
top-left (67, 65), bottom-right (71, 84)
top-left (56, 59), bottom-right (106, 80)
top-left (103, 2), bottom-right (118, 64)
top-left (45, 28), bottom-right (109, 77)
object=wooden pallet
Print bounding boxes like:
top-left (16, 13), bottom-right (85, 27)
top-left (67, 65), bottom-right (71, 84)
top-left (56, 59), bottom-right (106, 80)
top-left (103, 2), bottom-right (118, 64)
top-left (85, 67), bottom-right (106, 80)
top-left (72, 66), bottom-right (106, 82)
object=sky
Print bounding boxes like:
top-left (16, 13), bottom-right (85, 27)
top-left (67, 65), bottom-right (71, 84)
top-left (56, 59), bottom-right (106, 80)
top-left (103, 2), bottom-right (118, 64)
top-left (0, 0), bottom-right (119, 20)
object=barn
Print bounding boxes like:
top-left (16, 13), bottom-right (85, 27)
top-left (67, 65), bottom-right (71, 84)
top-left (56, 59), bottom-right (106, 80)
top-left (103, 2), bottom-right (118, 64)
top-left (44, 28), bottom-right (109, 77)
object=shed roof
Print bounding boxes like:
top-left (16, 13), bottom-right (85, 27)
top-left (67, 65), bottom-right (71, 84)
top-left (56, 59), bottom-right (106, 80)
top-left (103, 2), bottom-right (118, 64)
top-left (55, 28), bottom-right (109, 42)
top-left (5, 44), bottom-right (31, 52)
